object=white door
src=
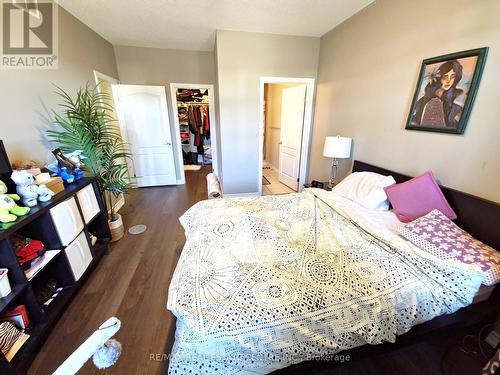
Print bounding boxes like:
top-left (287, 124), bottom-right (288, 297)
top-left (112, 85), bottom-right (176, 187)
top-left (278, 85), bottom-right (307, 190)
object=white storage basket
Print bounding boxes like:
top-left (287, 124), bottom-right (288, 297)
top-left (0, 268), bottom-right (12, 298)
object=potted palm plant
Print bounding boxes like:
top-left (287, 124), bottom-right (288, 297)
top-left (47, 84), bottom-right (134, 242)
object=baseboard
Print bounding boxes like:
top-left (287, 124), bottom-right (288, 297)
top-left (263, 161), bottom-right (278, 172)
top-left (223, 192), bottom-right (260, 198)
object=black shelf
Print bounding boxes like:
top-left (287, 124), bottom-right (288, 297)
top-left (0, 284), bottom-right (27, 313)
top-left (92, 239), bottom-right (109, 259)
top-left (42, 286), bottom-right (75, 324)
top-left (0, 178), bottom-right (94, 240)
top-left (86, 212), bottom-right (100, 226)
top-left (10, 324), bottom-right (44, 372)
top-left (24, 250), bottom-right (62, 283)
top-left (0, 177), bottom-right (111, 374)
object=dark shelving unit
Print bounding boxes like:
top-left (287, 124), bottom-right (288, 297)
top-left (0, 178), bottom-right (110, 375)
top-left (0, 284), bottom-right (27, 312)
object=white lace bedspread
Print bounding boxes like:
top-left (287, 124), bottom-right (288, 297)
top-left (167, 190), bottom-right (483, 374)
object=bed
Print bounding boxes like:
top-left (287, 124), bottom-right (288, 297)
top-left (167, 161), bottom-right (500, 375)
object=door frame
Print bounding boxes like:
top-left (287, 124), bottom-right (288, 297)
top-left (93, 70), bottom-right (125, 213)
top-left (258, 77), bottom-right (315, 196)
top-left (93, 70), bottom-right (119, 86)
top-left (169, 83), bottom-right (218, 185)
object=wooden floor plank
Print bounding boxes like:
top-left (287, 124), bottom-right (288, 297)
top-left (28, 167), bottom-right (210, 375)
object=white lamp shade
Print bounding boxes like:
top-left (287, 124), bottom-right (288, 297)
top-left (323, 136), bottom-right (352, 158)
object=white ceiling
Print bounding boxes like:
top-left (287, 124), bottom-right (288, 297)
top-left (57, 0), bottom-right (374, 51)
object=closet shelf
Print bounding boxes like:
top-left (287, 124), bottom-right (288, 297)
top-left (177, 101), bottom-right (209, 106)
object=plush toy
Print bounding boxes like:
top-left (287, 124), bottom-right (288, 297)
top-left (0, 180), bottom-right (30, 223)
top-left (11, 170), bottom-right (54, 207)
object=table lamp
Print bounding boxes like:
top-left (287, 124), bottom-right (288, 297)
top-left (323, 136), bottom-right (352, 189)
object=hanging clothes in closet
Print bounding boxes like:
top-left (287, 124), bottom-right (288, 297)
top-left (188, 105), bottom-right (211, 157)
top-left (176, 88), bottom-right (211, 165)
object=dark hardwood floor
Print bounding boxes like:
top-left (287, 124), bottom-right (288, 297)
top-left (27, 166), bottom-right (494, 375)
top-left (28, 167), bottom-right (210, 375)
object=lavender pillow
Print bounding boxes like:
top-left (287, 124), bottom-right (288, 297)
top-left (383, 171), bottom-right (456, 223)
top-left (400, 209), bottom-right (500, 286)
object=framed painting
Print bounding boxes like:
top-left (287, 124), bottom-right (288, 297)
top-left (405, 47), bottom-right (488, 134)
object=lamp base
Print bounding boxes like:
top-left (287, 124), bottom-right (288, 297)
top-left (328, 158), bottom-right (339, 190)
top-left (327, 178), bottom-right (335, 190)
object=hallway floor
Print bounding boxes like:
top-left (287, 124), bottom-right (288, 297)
top-left (262, 167), bottom-right (296, 195)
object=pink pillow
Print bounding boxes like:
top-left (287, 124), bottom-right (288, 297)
top-left (383, 171), bottom-right (456, 223)
top-left (400, 209), bottom-right (500, 286)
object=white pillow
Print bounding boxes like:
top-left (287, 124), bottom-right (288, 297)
top-left (332, 172), bottom-right (396, 210)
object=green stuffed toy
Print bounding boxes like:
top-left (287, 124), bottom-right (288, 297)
top-left (0, 179), bottom-right (30, 223)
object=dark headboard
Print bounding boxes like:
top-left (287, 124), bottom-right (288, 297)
top-left (352, 160), bottom-right (500, 251)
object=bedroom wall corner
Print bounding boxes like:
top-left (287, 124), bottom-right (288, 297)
top-left (311, 0), bottom-right (500, 203)
top-left (0, 6), bottom-right (119, 165)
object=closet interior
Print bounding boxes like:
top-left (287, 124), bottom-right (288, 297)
top-left (175, 88), bottom-right (212, 170)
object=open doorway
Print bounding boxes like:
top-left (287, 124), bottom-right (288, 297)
top-left (170, 83), bottom-right (218, 185)
top-left (259, 78), bottom-right (315, 196)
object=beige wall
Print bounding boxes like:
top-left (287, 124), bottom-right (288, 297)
top-left (113, 46), bottom-right (215, 86)
top-left (311, 0), bottom-right (500, 202)
top-left (264, 83), bottom-right (301, 170)
top-left (0, 7), bottom-right (118, 165)
top-left (114, 46), bottom-right (216, 179)
top-left (216, 30), bottom-right (320, 194)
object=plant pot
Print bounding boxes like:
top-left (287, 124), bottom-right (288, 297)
top-left (108, 213), bottom-right (124, 242)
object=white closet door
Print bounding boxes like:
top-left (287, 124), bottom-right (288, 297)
top-left (278, 85), bottom-right (307, 190)
top-left (113, 85), bottom-right (176, 187)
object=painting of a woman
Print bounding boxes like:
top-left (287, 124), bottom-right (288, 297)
top-left (406, 48), bottom-right (488, 134)
top-left (413, 60), bottom-right (464, 129)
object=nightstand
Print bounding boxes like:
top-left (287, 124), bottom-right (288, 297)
top-left (303, 182), bottom-right (334, 191)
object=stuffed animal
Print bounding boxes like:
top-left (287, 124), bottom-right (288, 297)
top-left (0, 179), bottom-right (30, 223)
top-left (11, 170), bottom-right (54, 207)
